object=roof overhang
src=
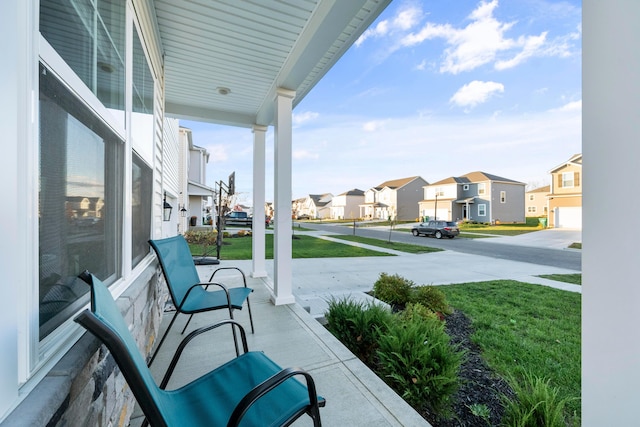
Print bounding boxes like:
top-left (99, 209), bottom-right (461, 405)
top-left (455, 197), bottom-right (476, 204)
top-left (153, 0), bottom-right (392, 128)
top-left (188, 181), bottom-right (216, 197)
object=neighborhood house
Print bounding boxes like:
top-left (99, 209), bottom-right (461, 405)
top-left (419, 172), bottom-right (526, 223)
top-left (360, 176), bottom-right (428, 221)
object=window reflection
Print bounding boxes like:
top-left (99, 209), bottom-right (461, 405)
top-left (39, 64), bottom-right (123, 339)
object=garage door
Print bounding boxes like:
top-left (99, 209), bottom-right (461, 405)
top-left (555, 207), bottom-right (582, 229)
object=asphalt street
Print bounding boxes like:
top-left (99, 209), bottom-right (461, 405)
top-left (301, 222), bottom-right (581, 271)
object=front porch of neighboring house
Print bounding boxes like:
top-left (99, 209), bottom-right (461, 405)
top-left (359, 202), bottom-right (391, 220)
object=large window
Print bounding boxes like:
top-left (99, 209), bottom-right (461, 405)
top-left (131, 153), bottom-right (152, 267)
top-left (40, 0), bottom-right (126, 124)
top-left (478, 204), bottom-right (486, 216)
top-left (131, 26), bottom-right (155, 161)
top-left (39, 64), bottom-right (124, 339)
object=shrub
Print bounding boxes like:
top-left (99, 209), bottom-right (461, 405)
top-left (501, 372), bottom-right (575, 427)
top-left (397, 302), bottom-right (440, 323)
top-left (372, 273), bottom-right (414, 306)
top-left (183, 230), bottom-right (217, 246)
top-left (377, 316), bottom-right (463, 417)
top-left (411, 285), bottom-right (452, 315)
top-left (324, 297), bottom-right (393, 366)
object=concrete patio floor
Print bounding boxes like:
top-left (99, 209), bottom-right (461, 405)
top-left (129, 267), bottom-right (430, 427)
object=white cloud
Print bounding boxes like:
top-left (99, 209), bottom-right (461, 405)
top-left (362, 120), bottom-right (386, 132)
top-left (450, 80), bottom-right (505, 109)
top-left (293, 111), bottom-right (319, 125)
top-left (495, 32), bottom-right (547, 70)
top-left (356, 4), bottom-right (422, 46)
top-left (549, 100), bottom-right (582, 113)
top-left (400, 0), bottom-right (576, 74)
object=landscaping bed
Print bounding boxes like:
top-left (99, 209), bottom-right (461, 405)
top-left (325, 274), bottom-right (581, 426)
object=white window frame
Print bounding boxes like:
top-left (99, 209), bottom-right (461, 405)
top-left (500, 191), bottom-right (506, 203)
top-left (478, 204), bottom-right (486, 216)
top-left (528, 206), bottom-right (537, 213)
top-left (28, 1), bottom-right (158, 386)
top-left (463, 184), bottom-right (469, 191)
top-left (529, 194), bottom-right (535, 201)
top-left (562, 172), bottom-right (575, 188)
top-left (478, 183), bottom-right (486, 195)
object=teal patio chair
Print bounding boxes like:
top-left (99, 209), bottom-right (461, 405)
top-left (74, 272), bottom-right (325, 427)
top-left (149, 235), bottom-right (254, 365)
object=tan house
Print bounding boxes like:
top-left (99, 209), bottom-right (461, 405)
top-left (525, 185), bottom-right (550, 217)
top-left (547, 154), bottom-right (582, 228)
top-left (330, 188), bottom-right (365, 220)
top-left (360, 176), bottom-right (428, 221)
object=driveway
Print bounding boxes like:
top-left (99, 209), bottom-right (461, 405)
top-left (479, 228), bottom-right (582, 250)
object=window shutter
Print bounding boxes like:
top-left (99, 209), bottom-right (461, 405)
top-left (557, 174), bottom-right (563, 187)
top-left (574, 172), bottom-right (580, 187)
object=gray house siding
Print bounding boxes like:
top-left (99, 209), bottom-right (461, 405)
top-left (491, 182), bottom-right (526, 223)
top-left (396, 178), bottom-right (428, 220)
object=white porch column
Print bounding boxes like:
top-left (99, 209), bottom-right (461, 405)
top-left (272, 88), bottom-right (296, 305)
top-left (251, 125), bottom-right (268, 277)
top-left (583, 1), bottom-right (640, 424)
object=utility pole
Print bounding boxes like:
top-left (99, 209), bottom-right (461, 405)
top-left (434, 194), bottom-right (438, 221)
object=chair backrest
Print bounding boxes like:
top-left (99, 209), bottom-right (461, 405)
top-left (149, 235), bottom-right (201, 306)
top-left (74, 272), bottom-right (169, 427)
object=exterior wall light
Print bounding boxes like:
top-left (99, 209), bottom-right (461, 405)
top-left (163, 192), bottom-right (173, 221)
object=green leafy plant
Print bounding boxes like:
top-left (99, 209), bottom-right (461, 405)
top-left (411, 285), bottom-right (452, 315)
top-left (467, 403), bottom-right (491, 425)
top-left (377, 316), bottom-right (463, 417)
top-left (372, 273), bottom-right (414, 306)
top-left (324, 297), bottom-right (393, 365)
top-left (501, 372), bottom-right (575, 427)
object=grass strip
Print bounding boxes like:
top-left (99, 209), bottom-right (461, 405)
top-left (441, 280), bottom-right (581, 421)
top-left (329, 234), bottom-right (443, 254)
top-left (537, 273), bottom-right (582, 285)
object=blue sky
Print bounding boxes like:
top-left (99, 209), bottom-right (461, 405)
top-left (182, 0), bottom-right (581, 206)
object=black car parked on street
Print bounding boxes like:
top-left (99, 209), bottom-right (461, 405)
top-left (411, 220), bottom-right (460, 239)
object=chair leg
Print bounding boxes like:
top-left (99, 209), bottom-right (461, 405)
top-left (180, 313), bottom-right (195, 334)
top-left (245, 296), bottom-right (255, 334)
top-left (148, 310), bottom-right (180, 366)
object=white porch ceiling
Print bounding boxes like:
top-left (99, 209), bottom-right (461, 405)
top-left (153, 0), bottom-right (391, 128)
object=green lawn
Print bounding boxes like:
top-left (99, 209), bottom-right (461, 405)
top-left (189, 234), bottom-right (392, 260)
top-left (442, 280), bottom-right (581, 421)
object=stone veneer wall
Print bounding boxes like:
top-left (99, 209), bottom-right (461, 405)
top-left (1, 265), bottom-right (167, 427)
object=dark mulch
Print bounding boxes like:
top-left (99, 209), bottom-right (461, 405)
top-left (423, 309), bottom-right (515, 426)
